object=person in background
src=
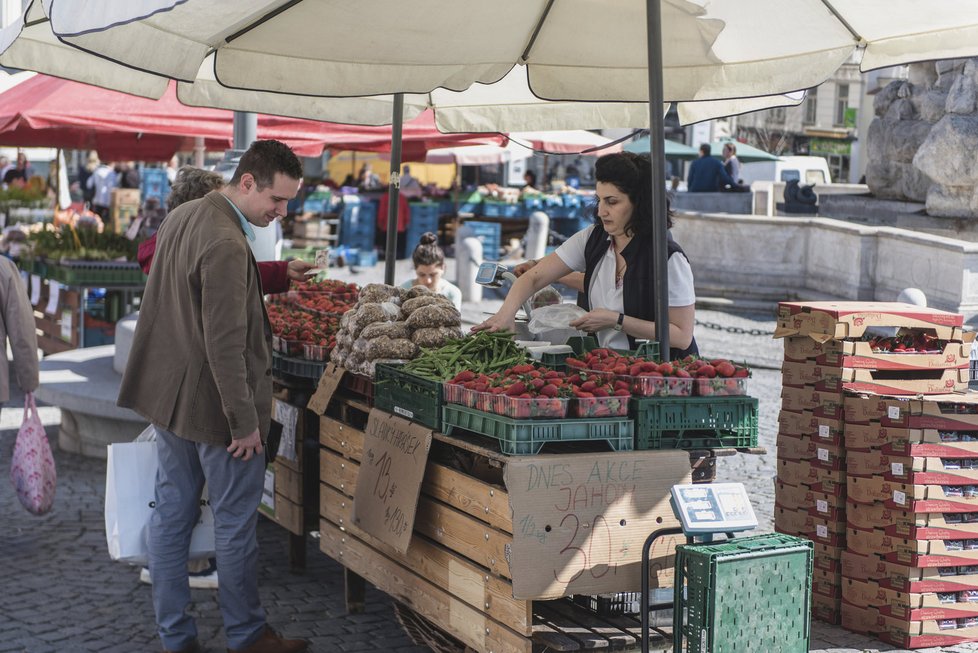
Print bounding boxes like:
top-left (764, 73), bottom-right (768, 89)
top-left (165, 155), bottom-right (180, 184)
top-left (119, 140), bottom-right (309, 653)
top-left (521, 170), bottom-right (539, 194)
top-left (137, 166), bottom-right (312, 292)
top-left (356, 163), bottom-right (381, 191)
top-left (340, 173), bottom-right (357, 188)
top-left (78, 152), bottom-right (100, 207)
top-left (686, 143), bottom-right (736, 192)
top-left (3, 152), bottom-right (31, 187)
top-left (87, 160), bottom-right (117, 222)
top-left (722, 142), bottom-right (742, 186)
top-left (477, 151), bottom-right (697, 359)
top-left (399, 164), bottom-right (423, 198)
top-left (0, 156), bottom-right (10, 187)
top-left (0, 255), bottom-right (39, 411)
top-left (117, 161), bottom-right (141, 189)
top-left (400, 232), bottom-right (462, 310)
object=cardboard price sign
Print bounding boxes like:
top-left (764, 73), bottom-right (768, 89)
top-left (504, 450), bottom-right (691, 600)
top-left (306, 363), bottom-right (345, 415)
top-left (352, 408), bottom-right (432, 553)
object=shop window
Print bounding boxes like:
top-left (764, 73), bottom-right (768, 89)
top-left (803, 88), bottom-right (818, 125)
top-left (834, 84), bottom-right (849, 127)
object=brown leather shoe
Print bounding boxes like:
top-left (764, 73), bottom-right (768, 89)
top-left (163, 640), bottom-right (203, 653)
top-left (227, 626), bottom-right (308, 653)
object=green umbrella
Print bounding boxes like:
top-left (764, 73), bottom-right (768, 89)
top-left (709, 140), bottom-right (780, 162)
top-left (624, 136), bottom-right (699, 159)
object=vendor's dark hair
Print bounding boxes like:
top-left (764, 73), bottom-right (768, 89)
top-left (593, 152), bottom-right (673, 237)
top-left (230, 139), bottom-right (303, 189)
top-left (524, 170), bottom-right (537, 187)
top-left (412, 232), bottom-right (445, 268)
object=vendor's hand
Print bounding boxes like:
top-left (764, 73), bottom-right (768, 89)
top-left (227, 429), bottom-right (263, 462)
top-left (286, 259), bottom-right (315, 281)
top-left (471, 313), bottom-right (516, 334)
top-left (569, 308), bottom-right (619, 333)
top-left (512, 259), bottom-right (538, 278)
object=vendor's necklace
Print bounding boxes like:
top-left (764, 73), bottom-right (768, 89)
top-left (612, 237), bottom-right (627, 285)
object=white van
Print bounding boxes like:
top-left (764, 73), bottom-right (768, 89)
top-left (738, 155), bottom-right (832, 187)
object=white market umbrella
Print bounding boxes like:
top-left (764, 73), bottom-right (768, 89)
top-left (508, 130), bottom-right (623, 155)
top-left (425, 142), bottom-right (532, 166)
top-left (39, 0), bottom-right (978, 354)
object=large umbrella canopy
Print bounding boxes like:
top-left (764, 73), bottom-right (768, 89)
top-left (425, 142), bottom-right (532, 166)
top-left (624, 137), bottom-right (700, 159)
top-left (49, 1), bottom-right (978, 104)
top-left (40, 0), bottom-right (978, 355)
top-left (508, 130), bottom-right (622, 155)
top-left (0, 75), bottom-right (503, 161)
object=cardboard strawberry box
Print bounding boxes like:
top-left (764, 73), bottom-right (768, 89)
top-left (846, 499), bottom-right (898, 531)
top-left (849, 475), bottom-right (978, 513)
top-left (848, 451), bottom-right (978, 485)
top-left (819, 341), bottom-right (969, 372)
top-left (847, 499), bottom-right (978, 539)
top-left (843, 368), bottom-right (968, 396)
top-left (843, 550), bottom-right (978, 593)
top-left (811, 593), bottom-right (842, 625)
top-left (814, 542), bottom-right (846, 573)
top-left (844, 422), bottom-right (978, 455)
top-left (840, 601), bottom-right (880, 635)
top-left (775, 301), bottom-right (963, 340)
top-left (777, 433), bottom-right (845, 470)
top-left (881, 588), bottom-right (978, 621)
top-left (778, 459), bottom-right (847, 495)
top-left (878, 613), bottom-right (978, 648)
top-left (778, 409), bottom-right (814, 437)
top-left (845, 391), bottom-right (978, 429)
top-left (773, 505), bottom-right (846, 547)
top-left (778, 409), bottom-right (844, 444)
top-left (775, 477), bottom-right (846, 520)
top-left (841, 576), bottom-right (886, 609)
top-left (813, 567), bottom-right (843, 599)
top-left (780, 385), bottom-right (845, 418)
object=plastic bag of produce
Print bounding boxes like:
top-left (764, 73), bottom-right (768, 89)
top-left (359, 283), bottom-right (402, 304)
top-left (411, 326), bottom-right (463, 348)
top-left (406, 304), bottom-right (461, 329)
top-left (403, 285), bottom-right (432, 300)
top-left (366, 336), bottom-right (418, 361)
top-left (529, 286), bottom-right (563, 310)
top-left (349, 301), bottom-right (402, 338)
top-left (402, 294), bottom-right (453, 316)
top-left (527, 304), bottom-right (587, 343)
top-left (360, 320), bottom-right (411, 341)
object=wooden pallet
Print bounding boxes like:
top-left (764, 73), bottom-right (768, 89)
top-left (317, 397), bottom-right (704, 652)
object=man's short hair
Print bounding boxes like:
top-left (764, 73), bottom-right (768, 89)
top-left (700, 143), bottom-right (711, 156)
top-left (230, 140), bottom-right (303, 189)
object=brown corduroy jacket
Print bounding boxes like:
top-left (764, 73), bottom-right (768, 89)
top-left (0, 256), bottom-right (38, 402)
top-left (118, 191), bottom-right (272, 446)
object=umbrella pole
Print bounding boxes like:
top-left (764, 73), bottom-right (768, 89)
top-left (384, 93), bottom-right (405, 285)
top-left (645, 0), bottom-right (671, 361)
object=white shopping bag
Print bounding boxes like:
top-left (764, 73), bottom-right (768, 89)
top-left (104, 440), bottom-right (215, 565)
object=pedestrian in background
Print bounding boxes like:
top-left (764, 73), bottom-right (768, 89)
top-left (86, 160), bottom-right (117, 222)
top-left (686, 143), bottom-right (736, 192)
top-left (400, 232), bottom-right (462, 310)
top-left (0, 255), bottom-right (38, 406)
top-left (119, 140), bottom-right (309, 653)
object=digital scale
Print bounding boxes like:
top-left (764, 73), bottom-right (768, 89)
top-left (640, 482), bottom-right (758, 653)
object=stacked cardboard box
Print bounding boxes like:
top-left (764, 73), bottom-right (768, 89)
top-left (843, 392), bottom-right (978, 648)
top-left (774, 302), bottom-right (968, 627)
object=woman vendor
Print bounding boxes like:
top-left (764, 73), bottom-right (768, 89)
top-left (473, 151), bottom-right (697, 359)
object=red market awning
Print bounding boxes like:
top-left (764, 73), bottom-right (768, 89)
top-left (0, 75), bottom-right (502, 161)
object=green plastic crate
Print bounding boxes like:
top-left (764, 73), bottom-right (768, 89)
top-left (374, 363), bottom-right (443, 431)
top-left (633, 396), bottom-right (758, 450)
top-left (674, 533), bottom-right (813, 653)
top-left (272, 351), bottom-right (326, 380)
top-left (45, 260), bottom-right (146, 286)
top-left (441, 404), bottom-right (633, 455)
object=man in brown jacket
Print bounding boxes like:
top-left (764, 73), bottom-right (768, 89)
top-left (0, 256), bottom-right (38, 404)
top-left (119, 141), bottom-right (308, 653)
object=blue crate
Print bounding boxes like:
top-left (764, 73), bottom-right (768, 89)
top-left (481, 200), bottom-right (524, 219)
top-left (302, 190), bottom-right (332, 214)
top-left (461, 221), bottom-right (501, 261)
top-left (551, 216), bottom-right (592, 238)
top-left (339, 196), bottom-right (376, 250)
top-left (140, 168), bottom-right (170, 205)
top-left (523, 197), bottom-right (545, 214)
top-left (438, 199), bottom-right (455, 216)
top-left (347, 248), bottom-right (378, 267)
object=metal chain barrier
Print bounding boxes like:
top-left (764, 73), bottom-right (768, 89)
top-left (695, 319), bottom-right (775, 338)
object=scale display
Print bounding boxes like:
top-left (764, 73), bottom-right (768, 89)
top-left (670, 483), bottom-right (757, 534)
top-left (475, 262), bottom-right (505, 286)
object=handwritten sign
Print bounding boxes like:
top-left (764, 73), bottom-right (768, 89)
top-left (504, 450), bottom-right (691, 600)
top-left (45, 281), bottom-right (60, 315)
top-left (29, 274), bottom-right (41, 306)
top-left (307, 363), bottom-right (345, 415)
top-left (352, 408), bottom-right (432, 553)
top-left (260, 466), bottom-right (276, 514)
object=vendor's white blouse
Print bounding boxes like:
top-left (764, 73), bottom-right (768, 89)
top-left (555, 225), bottom-right (695, 350)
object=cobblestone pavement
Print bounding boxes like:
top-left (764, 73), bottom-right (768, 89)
top-left (3, 301), bottom-right (978, 652)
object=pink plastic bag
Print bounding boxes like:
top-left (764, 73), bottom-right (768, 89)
top-left (10, 392), bottom-right (56, 515)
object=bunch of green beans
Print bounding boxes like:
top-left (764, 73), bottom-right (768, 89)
top-left (402, 330), bottom-right (529, 380)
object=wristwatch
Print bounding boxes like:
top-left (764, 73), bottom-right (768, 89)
top-left (613, 313), bottom-right (625, 332)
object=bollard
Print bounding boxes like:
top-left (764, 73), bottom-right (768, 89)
top-left (456, 234), bottom-right (483, 303)
top-left (524, 210), bottom-right (549, 262)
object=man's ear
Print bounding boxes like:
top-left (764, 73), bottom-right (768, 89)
top-left (239, 172), bottom-right (255, 193)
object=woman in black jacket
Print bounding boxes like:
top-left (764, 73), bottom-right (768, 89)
top-left (474, 152), bottom-right (697, 359)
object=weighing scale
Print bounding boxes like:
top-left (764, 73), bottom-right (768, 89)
top-left (640, 482), bottom-right (758, 653)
